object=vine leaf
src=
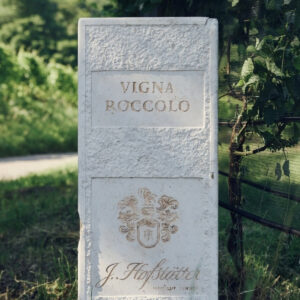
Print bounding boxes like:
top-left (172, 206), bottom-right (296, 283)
top-left (275, 162), bottom-right (282, 180)
top-left (282, 160), bottom-right (290, 177)
top-left (232, 0), bottom-right (239, 7)
top-left (241, 58), bottom-right (254, 81)
top-left (266, 58), bottom-right (284, 77)
top-left (294, 56), bottom-right (300, 71)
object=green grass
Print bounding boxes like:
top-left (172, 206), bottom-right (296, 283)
top-left (218, 139), bottom-right (300, 299)
top-left (219, 204), bottom-right (300, 299)
top-left (218, 125), bottom-right (300, 194)
top-left (0, 168), bottom-right (78, 299)
top-left (0, 166), bottom-right (299, 299)
top-left (218, 139), bottom-right (300, 227)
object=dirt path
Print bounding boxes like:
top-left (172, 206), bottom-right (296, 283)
top-left (0, 153), bottom-right (77, 180)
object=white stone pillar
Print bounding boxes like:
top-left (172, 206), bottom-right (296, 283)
top-left (78, 17), bottom-right (218, 300)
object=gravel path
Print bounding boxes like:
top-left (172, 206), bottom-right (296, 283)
top-left (0, 153), bottom-right (77, 180)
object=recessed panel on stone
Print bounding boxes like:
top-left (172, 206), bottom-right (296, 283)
top-left (91, 178), bottom-right (214, 297)
top-left (78, 17), bottom-right (218, 300)
top-left (92, 71), bottom-right (204, 127)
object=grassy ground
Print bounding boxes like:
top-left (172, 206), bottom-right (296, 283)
top-left (0, 168), bottom-right (78, 299)
top-left (219, 134), bottom-right (300, 298)
top-left (219, 204), bottom-right (300, 299)
top-left (0, 164), bottom-right (299, 299)
top-left (219, 134), bottom-right (300, 228)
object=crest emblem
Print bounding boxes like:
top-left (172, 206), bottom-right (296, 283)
top-left (118, 187), bottom-right (179, 248)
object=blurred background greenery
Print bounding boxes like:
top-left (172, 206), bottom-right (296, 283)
top-left (0, 0), bottom-right (299, 299)
top-left (0, 0), bottom-right (111, 156)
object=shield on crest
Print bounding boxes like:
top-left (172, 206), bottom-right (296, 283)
top-left (137, 219), bottom-right (160, 248)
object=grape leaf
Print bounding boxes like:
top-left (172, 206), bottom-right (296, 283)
top-left (241, 58), bottom-right (254, 80)
top-left (282, 160), bottom-right (290, 177)
top-left (275, 162), bottom-right (282, 180)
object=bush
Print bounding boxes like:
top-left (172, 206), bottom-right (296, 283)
top-left (0, 45), bottom-right (77, 157)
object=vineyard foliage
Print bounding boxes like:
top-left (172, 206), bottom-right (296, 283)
top-left (0, 45), bottom-right (77, 156)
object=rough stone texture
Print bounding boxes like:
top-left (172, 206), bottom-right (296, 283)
top-left (85, 128), bottom-right (209, 178)
top-left (78, 18), bottom-right (218, 300)
top-left (86, 23), bottom-right (209, 71)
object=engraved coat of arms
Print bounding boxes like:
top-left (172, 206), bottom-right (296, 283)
top-left (118, 188), bottom-right (179, 248)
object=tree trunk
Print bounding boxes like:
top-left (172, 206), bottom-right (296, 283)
top-left (226, 37), bottom-right (231, 76)
top-left (227, 96), bottom-right (247, 299)
top-left (228, 147), bottom-right (245, 299)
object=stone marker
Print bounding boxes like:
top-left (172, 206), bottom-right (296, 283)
top-left (78, 17), bottom-right (218, 299)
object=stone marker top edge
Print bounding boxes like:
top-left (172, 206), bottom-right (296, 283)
top-left (78, 17), bottom-right (218, 26)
